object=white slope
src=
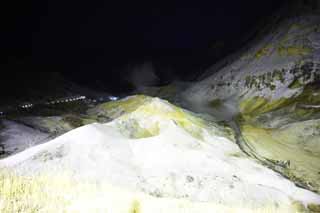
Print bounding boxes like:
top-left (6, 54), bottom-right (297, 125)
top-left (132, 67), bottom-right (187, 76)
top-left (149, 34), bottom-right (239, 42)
top-left (183, 10), bottom-right (320, 104)
top-left (0, 120), bottom-right (50, 157)
top-left (1, 102), bottom-right (319, 211)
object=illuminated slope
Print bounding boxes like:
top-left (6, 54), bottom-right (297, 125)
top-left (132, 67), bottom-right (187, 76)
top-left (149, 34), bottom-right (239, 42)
top-left (182, 1), bottom-right (320, 194)
top-left (0, 95), bottom-right (319, 212)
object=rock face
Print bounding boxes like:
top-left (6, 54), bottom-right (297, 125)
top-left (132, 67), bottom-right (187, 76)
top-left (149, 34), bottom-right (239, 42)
top-left (182, 0), bottom-right (320, 195)
top-left (1, 95), bottom-right (320, 212)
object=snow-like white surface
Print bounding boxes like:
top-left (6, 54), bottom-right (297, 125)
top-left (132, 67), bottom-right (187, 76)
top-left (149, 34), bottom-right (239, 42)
top-left (0, 120), bottom-right (49, 157)
top-left (1, 117), bottom-right (319, 209)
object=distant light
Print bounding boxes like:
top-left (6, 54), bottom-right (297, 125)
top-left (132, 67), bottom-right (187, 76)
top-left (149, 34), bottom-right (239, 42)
top-left (109, 96), bottom-right (118, 101)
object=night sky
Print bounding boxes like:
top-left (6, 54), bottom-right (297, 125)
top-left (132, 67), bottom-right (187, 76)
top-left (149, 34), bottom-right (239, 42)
top-left (1, 0), bottom-right (287, 93)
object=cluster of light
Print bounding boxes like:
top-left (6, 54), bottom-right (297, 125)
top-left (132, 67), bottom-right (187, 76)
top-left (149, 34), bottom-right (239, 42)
top-left (20, 103), bottom-right (33, 109)
top-left (109, 96), bottom-right (118, 101)
top-left (46, 96), bottom-right (86, 105)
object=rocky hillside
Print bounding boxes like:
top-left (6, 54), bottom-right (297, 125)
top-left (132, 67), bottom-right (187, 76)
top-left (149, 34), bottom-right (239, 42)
top-left (1, 95), bottom-right (320, 212)
top-left (182, 0), bottom-right (320, 196)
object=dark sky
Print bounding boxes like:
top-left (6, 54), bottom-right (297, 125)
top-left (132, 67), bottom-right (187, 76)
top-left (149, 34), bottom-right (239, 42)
top-left (1, 0), bottom-right (287, 90)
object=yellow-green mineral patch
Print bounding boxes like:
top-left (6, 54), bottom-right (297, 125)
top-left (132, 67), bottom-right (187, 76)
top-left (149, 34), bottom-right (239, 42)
top-left (241, 122), bottom-right (320, 193)
top-left (277, 46), bottom-right (312, 57)
top-left (239, 82), bottom-right (320, 122)
top-left (96, 95), bottom-right (149, 118)
top-left (255, 46), bottom-right (271, 59)
top-left (114, 96), bottom-right (207, 140)
top-left (91, 95), bottom-right (234, 141)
